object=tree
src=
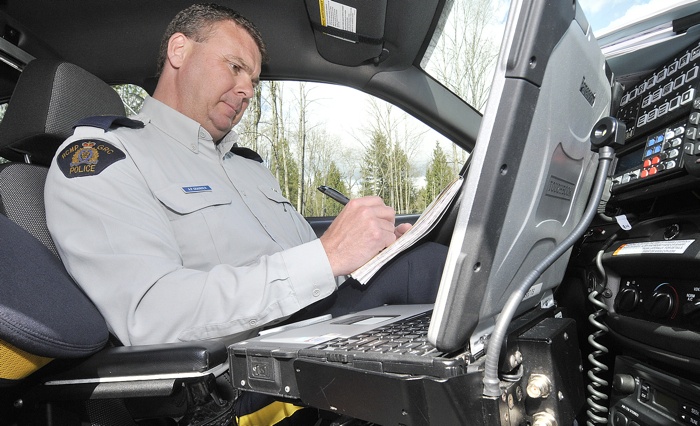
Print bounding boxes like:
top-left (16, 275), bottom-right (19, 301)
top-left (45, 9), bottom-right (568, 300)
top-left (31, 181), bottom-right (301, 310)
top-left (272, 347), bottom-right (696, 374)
top-left (317, 162), bottom-right (347, 217)
top-left (359, 98), bottom-right (424, 213)
top-left (390, 142), bottom-right (414, 214)
top-left (270, 136), bottom-right (300, 205)
top-left (360, 130), bottom-right (390, 199)
top-left (425, 142), bottom-right (454, 202)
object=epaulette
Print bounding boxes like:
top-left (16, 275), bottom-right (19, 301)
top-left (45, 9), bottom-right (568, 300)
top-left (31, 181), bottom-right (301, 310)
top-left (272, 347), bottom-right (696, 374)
top-left (74, 115), bottom-right (144, 131)
top-left (230, 145), bottom-right (263, 163)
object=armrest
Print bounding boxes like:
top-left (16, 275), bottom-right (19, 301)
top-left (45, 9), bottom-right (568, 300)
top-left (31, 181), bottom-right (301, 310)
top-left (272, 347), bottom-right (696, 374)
top-left (43, 335), bottom-right (242, 382)
top-left (25, 335), bottom-right (242, 402)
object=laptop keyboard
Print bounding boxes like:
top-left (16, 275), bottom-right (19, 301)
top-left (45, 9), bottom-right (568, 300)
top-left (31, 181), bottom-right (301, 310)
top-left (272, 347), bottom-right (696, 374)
top-left (308, 311), bottom-right (444, 357)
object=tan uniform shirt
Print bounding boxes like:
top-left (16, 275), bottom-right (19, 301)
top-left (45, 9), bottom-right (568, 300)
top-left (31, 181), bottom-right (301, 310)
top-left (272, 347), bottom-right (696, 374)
top-left (45, 97), bottom-right (337, 345)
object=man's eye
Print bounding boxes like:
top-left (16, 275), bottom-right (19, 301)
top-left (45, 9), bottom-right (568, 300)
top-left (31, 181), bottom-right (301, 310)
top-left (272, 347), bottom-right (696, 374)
top-left (229, 63), bottom-right (241, 72)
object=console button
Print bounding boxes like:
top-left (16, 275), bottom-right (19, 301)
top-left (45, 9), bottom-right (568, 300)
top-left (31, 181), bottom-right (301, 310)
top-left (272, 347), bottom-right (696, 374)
top-left (682, 88), bottom-right (696, 105)
top-left (612, 410), bottom-right (629, 426)
top-left (691, 112), bottom-right (700, 125)
top-left (640, 382), bottom-right (650, 401)
top-left (613, 374), bottom-right (636, 394)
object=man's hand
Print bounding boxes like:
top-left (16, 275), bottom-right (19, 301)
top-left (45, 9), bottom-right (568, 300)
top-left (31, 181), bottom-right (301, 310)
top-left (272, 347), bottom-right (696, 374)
top-left (320, 196), bottom-right (399, 276)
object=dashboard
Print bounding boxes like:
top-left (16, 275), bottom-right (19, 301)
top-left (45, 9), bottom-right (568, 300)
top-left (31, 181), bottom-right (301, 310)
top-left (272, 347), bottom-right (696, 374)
top-left (582, 34), bottom-right (700, 426)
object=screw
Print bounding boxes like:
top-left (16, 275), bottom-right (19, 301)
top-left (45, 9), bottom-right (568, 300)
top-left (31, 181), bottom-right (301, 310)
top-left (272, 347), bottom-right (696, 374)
top-left (284, 386), bottom-right (291, 393)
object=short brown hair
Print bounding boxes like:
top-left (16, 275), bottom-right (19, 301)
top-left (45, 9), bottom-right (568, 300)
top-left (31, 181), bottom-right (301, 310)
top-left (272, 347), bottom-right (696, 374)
top-left (157, 3), bottom-right (268, 76)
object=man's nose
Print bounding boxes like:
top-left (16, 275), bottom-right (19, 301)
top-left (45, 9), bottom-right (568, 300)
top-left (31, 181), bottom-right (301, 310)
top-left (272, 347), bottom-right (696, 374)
top-left (236, 77), bottom-right (254, 99)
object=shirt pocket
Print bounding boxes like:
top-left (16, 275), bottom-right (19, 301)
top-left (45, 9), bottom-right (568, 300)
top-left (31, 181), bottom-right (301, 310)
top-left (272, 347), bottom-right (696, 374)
top-left (153, 184), bottom-right (233, 269)
top-left (256, 185), bottom-right (309, 244)
top-left (154, 184), bottom-right (232, 215)
top-left (258, 184), bottom-right (292, 207)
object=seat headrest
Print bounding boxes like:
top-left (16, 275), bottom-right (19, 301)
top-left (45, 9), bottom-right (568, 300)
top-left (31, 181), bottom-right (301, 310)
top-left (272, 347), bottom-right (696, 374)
top-left (0, 59), bottom-right (125, 166)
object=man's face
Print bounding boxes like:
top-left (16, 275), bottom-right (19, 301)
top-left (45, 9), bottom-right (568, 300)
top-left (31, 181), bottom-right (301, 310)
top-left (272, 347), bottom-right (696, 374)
top-left (177, 21), bottom-right (262, 142)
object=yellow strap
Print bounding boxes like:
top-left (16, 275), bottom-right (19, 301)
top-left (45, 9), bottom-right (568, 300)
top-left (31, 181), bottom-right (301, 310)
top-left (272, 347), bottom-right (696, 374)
top-left (0, 339), bottom-right (52, 380)
top-left (237, 401), bottom-right (305, 426)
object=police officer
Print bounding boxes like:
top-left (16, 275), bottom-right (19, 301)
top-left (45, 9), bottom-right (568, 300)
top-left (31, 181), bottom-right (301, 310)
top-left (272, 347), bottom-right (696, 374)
top-left (45, 4), bottom-right (445, 348)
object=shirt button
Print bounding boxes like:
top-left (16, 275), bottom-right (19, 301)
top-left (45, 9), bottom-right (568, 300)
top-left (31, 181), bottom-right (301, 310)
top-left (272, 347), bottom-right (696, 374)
top-left (249, 319), bottom-right (257, 326)
top-left (312, 288), bottom-right (321, 297)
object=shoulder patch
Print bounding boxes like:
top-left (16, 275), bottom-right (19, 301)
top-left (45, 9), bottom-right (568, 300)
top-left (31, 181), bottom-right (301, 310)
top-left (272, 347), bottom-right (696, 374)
top-left (56, 139), bottom-right (126, 178)
top-left (74, 115), bottom-right (144, 131)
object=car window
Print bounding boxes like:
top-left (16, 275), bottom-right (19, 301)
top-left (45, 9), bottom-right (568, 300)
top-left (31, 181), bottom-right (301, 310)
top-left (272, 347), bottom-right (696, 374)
top-left (113, 84), bottom-right (148, 116)
top-left (420, 0), bottom-right (508, 112)
top-left (235, 81), bottom-right (466, 217)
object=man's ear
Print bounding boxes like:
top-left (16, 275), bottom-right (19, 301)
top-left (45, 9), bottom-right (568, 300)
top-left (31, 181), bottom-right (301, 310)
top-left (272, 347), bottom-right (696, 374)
top-left (167, 33), bottom-right (189, 69)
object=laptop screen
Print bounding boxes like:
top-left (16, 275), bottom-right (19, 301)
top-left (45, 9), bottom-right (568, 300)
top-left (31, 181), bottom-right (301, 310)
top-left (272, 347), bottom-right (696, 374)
top-left (428, 0), bottom-right (612, 353)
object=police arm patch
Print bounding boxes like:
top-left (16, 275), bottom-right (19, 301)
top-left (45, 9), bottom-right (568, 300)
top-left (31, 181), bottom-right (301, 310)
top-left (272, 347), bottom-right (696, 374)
top-left (56, 139), bottom-right (125, 178)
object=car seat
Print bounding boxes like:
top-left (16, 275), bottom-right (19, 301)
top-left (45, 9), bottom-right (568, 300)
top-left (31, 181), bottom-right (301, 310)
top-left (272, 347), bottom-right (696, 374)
top-left (0, 59), bottom-right (238, 425)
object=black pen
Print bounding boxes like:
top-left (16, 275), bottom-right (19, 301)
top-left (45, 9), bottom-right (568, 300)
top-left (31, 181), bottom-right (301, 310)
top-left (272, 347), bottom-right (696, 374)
top-left (317, 185), bottom-right (350, 205)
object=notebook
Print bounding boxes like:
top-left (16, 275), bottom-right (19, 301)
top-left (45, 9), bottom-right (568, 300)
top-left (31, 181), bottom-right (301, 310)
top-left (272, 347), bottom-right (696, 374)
top-left (229, 0), bottom-right (612, 399)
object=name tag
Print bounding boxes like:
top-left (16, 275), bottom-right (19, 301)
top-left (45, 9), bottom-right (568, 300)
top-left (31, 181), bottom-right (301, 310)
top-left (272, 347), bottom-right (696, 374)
top-left (182, 185), bottom-right (212, 194)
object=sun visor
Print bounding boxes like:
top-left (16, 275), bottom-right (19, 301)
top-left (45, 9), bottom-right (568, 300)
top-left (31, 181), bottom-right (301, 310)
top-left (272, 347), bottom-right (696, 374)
top-left (305, 0), bottom-right (387, 66)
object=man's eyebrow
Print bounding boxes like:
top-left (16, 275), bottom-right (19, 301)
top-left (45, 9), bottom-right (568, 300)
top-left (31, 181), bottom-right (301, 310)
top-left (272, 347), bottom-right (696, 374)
top-left (225, 55), bottom-right (251, 71)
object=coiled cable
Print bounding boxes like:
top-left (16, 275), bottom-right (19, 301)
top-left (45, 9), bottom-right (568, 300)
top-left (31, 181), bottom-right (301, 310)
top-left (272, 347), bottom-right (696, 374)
top-left (586, 250), bottom-right (610, 425)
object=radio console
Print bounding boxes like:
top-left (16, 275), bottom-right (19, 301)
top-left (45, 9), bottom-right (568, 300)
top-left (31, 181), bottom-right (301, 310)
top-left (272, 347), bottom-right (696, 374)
top-left (610, 357), bottom-right (700, 426)
top-left (613, 38), bottom-right (700, 195)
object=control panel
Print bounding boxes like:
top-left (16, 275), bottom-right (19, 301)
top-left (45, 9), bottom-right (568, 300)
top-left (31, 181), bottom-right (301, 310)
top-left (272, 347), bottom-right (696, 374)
top-left (614, 277), bottom-right (700, 333)
top-left (612, 38), bottom-right (700, 193)
top-left (610, 356), bottom-right (700, 426)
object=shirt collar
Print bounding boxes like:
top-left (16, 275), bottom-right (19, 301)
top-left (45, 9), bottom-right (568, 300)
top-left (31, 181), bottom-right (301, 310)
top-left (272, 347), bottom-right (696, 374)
top-left (138, 96), bottom-right (239, 158)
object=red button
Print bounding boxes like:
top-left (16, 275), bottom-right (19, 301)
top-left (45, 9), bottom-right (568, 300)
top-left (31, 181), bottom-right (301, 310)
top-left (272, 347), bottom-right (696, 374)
top-left (644, 159), bottom-right (652, 168)
top-left (641, 169), bottom-right (649, 178)
top-left (649, 167), bottom-right (658, 175)
top-left (651, 156), bottom-right (660, 165)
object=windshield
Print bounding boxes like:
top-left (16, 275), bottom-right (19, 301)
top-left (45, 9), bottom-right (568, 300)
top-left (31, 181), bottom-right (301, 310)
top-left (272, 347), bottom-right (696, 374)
top-left (420, 0), bottom-right (698, 111)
